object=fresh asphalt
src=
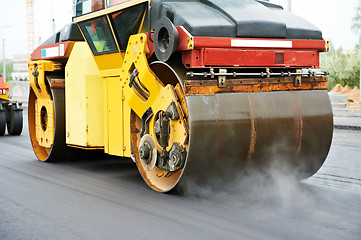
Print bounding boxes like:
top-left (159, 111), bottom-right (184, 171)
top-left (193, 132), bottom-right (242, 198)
top-left (0, 113), bottom-right (360, 240)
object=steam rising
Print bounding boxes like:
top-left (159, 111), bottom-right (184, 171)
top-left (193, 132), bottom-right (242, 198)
top-left (179, 156), bottom-right (318, 210)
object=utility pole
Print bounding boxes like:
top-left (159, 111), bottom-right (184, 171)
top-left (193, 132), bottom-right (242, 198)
top-left (288, 0), bottom-right (292, 12)
top-left (0, 25), bottom-right (9, 82)
top-left (2, 39), bottom-right (5, 83)
top-left (26, 0), bottom-right (35, 58)
top-left (52, 18), bottom-right (56, 34)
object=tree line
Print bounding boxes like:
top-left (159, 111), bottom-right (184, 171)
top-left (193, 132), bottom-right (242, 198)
top-left (0, 59), bottom-right (13, 81)
top-left (321, 0), bottom-right (361, 90)
top-left (321, 44), bottom-right (360, 90)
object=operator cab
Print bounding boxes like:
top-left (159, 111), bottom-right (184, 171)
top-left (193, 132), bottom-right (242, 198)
top-left (74, 0), bottom-right (148, 56)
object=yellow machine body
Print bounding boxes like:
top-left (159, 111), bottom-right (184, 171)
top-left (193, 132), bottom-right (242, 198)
top-left (63, 34), bottom-right (187, 158)
top-left (65, 42), bottom-right (104, 149)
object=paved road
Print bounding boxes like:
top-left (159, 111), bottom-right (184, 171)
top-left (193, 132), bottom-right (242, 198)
top-left (0, 114), bottom-right (360, 240)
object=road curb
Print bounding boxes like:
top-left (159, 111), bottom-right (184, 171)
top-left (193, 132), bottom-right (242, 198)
top-left (333, 109), bottom-right (361, 118)
top-left (334, 125), bottom-right (361, 131)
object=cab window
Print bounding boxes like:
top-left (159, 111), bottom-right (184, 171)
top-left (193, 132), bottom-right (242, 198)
top-left (107, 0), bottom-right (132, 7)
top-left (75, 0), bottom-right (105, 17)
top-left (79, 16), bottom-right (118, 55)
top-left (109, 3), bottom-right (147, 50)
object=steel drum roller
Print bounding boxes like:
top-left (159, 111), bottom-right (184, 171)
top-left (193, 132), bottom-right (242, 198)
top-left (132, 62), bottom-right (333, 192)
top-left (177, 90), bottom-right (333, 189)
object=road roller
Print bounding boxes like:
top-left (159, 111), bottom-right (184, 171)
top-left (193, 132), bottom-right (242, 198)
top-left (28, 0), bottom-right (333, 192)
top-left (0, 75), bottom-right (23, 136)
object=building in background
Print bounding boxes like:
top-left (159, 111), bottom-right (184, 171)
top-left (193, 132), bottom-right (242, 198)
top-left (12, 54), bottom-right (29, 81)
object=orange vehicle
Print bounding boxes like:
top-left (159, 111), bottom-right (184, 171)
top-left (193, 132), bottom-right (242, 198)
top-left (0, 75), bottom-right (23, 136)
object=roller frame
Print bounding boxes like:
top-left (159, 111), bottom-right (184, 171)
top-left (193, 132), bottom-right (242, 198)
top-left (121, 34), bottom-right (189, 192)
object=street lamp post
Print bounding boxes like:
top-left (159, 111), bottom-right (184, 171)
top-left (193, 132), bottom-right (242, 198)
top-left (288, 0), bottom-right (292, 12)
top-left (2, 39), bottom-right (5, 83)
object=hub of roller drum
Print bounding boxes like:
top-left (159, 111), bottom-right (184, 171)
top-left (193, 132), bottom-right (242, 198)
top-left (139, 134), bottom-right (158, 171)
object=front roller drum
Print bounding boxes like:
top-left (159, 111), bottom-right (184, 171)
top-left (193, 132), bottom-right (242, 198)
top-left (132, 87), bottom-right (333, 192)
top-left (130, 62), bottom-right (188, 192)
top-left (130, 61), bottom-right (333, 192)
top-left (180, 90), bottom-right (333, 189)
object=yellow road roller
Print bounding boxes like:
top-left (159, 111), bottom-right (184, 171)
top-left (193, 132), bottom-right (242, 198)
top-left (28, 0), bottom-right (333, 192)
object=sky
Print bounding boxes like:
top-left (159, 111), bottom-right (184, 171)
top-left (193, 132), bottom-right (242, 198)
top-left (0, 0), bottom-right (359, 59)
top-left (0, 0), bottom-right (73, 58)
top-left (272, 0), bottom-right (359, 49)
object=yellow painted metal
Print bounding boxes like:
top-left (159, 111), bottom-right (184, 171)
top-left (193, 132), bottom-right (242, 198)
top-left (35, 98), bottom-right (54, 148)
top-left (102, 75), bottom-right (131, 156)
top-left (326, 40), bottom-right (330, 52)
top-left (98, 33), bottom-right (188, 157)
top-left (123, 90), bottom-right (131, 156)
top-left (98, 60), bottom-right (132, 156)
top-left (0, 95), bottom-right (8, 101)
top-left (121, 34), bottom-right (169, 116)
top-left (65, 42), bottom-right (104, 149)
top-left (93, 52), bottom-right (124, 71)
top-left (28, 60), bottom-right (62, 149)
top-left (120, 33), bottom-right (188, 150)
top-left (104, 75), bottom-right (123, 155)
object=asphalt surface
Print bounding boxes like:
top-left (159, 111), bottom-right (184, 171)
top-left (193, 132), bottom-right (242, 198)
top-left (0, 114), bottom-right (360, 240)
